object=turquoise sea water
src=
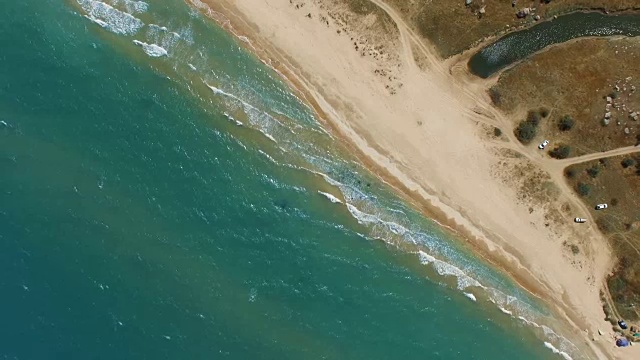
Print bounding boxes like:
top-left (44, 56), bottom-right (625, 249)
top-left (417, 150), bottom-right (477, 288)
top-left (0, 0), bottom-right (587, 358)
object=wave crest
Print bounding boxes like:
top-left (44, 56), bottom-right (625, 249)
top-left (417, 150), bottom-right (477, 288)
top-left (77, 0), bottom-right (144, 35)
top-left (132, 40), bottom-right (168, 57)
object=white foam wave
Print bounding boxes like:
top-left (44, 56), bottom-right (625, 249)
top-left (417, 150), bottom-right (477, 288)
top-left (77, 0), bottom-right (144, 35)
top-left (188, 63), bottom-right (197, 71)
top-left (318, 191), bottom-right (343, 204)
top-left (544, 342), bottom-right (573, 360)
top-left (83, 14), bottom-right (108, 28)
top-left (258, 150), bottom-right (277, 164)
top-left (206, 82), bottom-right (284, 142)
top-left (132, 40), bottom-right (168, 57)
top-left (203, 82), bottom-right (286, 130)
top-left (417, 250), bottom-right (483, 290)
top-left (518, 316), bottom-right (540, 327)
top-left (222, 112), bottom-right (243, 126)
top-left (206, 83), bottom-right (226, 96)
top-left (261, 131), bottom-right (276, 143)
top-left (149, 24), bottom-right (168, 32)
top-left (347, 203), bottom-right (392, 227)
top-left (238, 36), bottom-right (252, 45)
top-left (145, 24), bottom-right (183, 53)
top-left (463, 292), bottom-right (477, 302)
top-left (104, 0), bottom-right (148, 13)
top-left (319, 173), bottom-right (370, 203)
top-left (498, 306), bottom-right (513, 315)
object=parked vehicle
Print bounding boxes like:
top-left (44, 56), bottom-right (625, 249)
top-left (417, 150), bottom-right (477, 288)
top-left (574, 218), bottom-right (587, 223)
top-left (538, 140), bottom-right (549, 150)
top-left (595, 204), bottom-right (608, 210)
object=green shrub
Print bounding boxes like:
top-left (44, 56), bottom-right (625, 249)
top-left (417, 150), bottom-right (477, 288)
top-left (549, 145), bottom-right (571, 159)
top-left (621, 158), bottom-right (636, 168)
top-left (571, 244), bottom-right (580, 255)
top-left (558, 115), bottom-right (575, 131)
top-left (586, 165), bottom-right (601, 178)
top-left (539, 107), bottom-right (550, 118)
top-left (489, 88), bottom-right (502, 106)
top-left (493, 127), bottom-right (502, 137)
top-left (565, 168), bottom-right (576, 178)
top-left (514, 121), bottom-right (537, 144)
top-left (347, 0), bottom-right (377, 14)
top-left (526, 110), bottom-right (542, 127)
top-left (576, 182), bottom-right (590, 196)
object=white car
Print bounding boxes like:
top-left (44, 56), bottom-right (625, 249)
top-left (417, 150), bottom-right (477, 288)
top-left (538, 140), bottom-right (549, 149)
top-left (574, 218), bottom-right (587, 223)
top-left (595, 204), bottom-right (608, 210)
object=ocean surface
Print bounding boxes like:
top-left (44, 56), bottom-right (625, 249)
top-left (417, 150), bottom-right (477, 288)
top-left (0, 0), bottom-right (586, 359)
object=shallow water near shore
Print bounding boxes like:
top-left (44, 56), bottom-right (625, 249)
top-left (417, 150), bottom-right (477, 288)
top-left (469, 11), bottom-right (640, 78)
top-left (0, 0), bottom-right (587, 358)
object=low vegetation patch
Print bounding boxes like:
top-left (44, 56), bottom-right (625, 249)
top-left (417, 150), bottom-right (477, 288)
top-left (514, 110), bottom-right (543, 144)
top-left (549, 145), bottom-right (571, 159)
top-left (566, 155), bottom-right (640, 320)
top-left (558, 115), bottom-right (575, 131)
top-left (622, 157), bottom-right (636, 168)
top-left (492, 38), bottom-right (640, 158)
top-left (346, 0), bottom-right (377, 15)
top-left (586, 165), bottom-right (601, 178)
top-left (576, 182), bottom-right (591, 197)
top-left (514, 121), bottom-right (537, 143)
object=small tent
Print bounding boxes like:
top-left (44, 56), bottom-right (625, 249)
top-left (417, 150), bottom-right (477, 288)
top-left (616, 338), bottom-right (630, 347)
top-left (618, 320), bottom-right (628, 329)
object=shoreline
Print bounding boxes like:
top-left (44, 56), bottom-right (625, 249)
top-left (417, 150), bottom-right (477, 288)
top-left (190, 0), bottom-right (551, 302)
top-left (188, 0), bottom-right (627, 358)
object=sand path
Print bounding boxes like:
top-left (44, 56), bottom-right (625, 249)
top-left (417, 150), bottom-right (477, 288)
top-left (554, 145), bottom-right (640, 166)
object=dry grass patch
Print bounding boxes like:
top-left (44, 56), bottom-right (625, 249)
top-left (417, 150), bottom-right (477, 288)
top-left (492, 37), bottom-right (640, 156)
top-left (382, 0), bottom-right (640, 57)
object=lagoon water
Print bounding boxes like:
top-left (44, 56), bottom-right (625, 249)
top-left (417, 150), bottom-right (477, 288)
top-left (0, 0), bottom-right (585, 359)
top-left (468, 12), bottom-right (640, 78)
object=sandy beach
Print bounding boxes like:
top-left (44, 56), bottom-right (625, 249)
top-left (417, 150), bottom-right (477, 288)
top-left (190, 0), bottom-right (639, 357)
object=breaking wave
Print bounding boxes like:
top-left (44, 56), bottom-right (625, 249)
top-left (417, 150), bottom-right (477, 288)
top-left (417, 250), bottom-right (483, 290)
top-left (318, 191), bottom-right (342, 204)
top-left (103, 0), bottom-right (149, 14)
top-left (77, 0), bottom-right (144, 35)
top-left (132, 40), bottom-right (168, 57)
top-left (463, 292), bottom-right (477, 302)
top-left (544, 342), bottom-right (573, 360)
